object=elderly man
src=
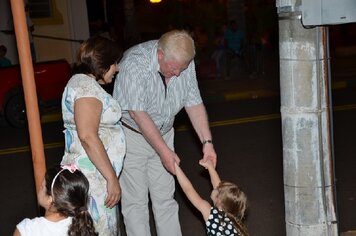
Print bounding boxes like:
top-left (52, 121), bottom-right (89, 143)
top-left (113, 30), bottom-right (217, 236)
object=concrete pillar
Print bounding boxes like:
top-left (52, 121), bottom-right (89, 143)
top-left (276, 0), bottom-right (338, 235)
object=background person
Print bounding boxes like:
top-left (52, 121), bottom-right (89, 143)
top-left (211, 24), bottom-right (227, 78)
top-left (175, 160), bottom-right (249, 236)
top-left (224, 20), bottom-right (245, 57)
top-left (14, 164), bottom-right (98, 236)
top-left (224, 20), bottom-right (245, 78)
top-left (60, 36), bottom-right (125, 236)
top-left (113, 29), bottom-right (217, 236)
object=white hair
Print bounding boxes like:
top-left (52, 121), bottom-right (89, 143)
top-left (158, 30), bottom-right (196, 64)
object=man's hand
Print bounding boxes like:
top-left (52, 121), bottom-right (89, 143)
top-left (160, 150), bottom-right (181, 175)
top-left (202, 143), bottom-right (217, 168)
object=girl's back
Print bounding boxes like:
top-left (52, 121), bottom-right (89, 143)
top-left (16, 217), bottom-right (72, 236)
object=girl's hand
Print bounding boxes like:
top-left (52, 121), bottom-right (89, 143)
top-left (199, 159), bottom-right (214, 169)
top-left (160, 149), bottom-right (181, 175)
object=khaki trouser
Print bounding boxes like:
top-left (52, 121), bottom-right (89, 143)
top-left (120, 127), bottom-right (182, 236)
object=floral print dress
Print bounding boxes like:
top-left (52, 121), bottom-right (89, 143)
top-left (61, 74), bottom-right (126, 236)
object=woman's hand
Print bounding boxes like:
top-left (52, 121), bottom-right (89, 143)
top-left (105, 176), bottom-right (121, 208)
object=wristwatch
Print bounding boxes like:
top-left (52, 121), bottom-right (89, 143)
top-left (202, 139), bottom-right (213, 145)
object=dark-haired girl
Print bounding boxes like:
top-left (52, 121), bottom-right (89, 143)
top-left (14, 165), bottom-right (97, 236)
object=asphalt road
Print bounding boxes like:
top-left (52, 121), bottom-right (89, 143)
top-left (1, 88), bottom-right (356, 235)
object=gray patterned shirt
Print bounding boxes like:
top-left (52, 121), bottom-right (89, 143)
top-left (113, 40), bottom-right (202, 135)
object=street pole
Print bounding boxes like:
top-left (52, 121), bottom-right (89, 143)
top-left (276, 0), bottom-right (338, 235)
top-left (10, 0), bottom-right (46, 196)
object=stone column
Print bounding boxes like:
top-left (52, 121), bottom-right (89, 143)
top-left (277, 0), bottom-right (338, 235)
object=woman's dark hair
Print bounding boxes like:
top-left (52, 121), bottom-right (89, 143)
top-left (71, 36), bottom-right (122, 82)
top-left (46, 165), bottom-right (98, 236)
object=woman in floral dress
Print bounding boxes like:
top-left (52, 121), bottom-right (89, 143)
top-left (61, 36), bottom-right (125, 235)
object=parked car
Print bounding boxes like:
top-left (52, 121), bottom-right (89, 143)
top-left (0, 59), bottom-right (71, 128)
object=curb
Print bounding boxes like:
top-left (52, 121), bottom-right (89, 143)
top-left (224, 89), bottom-right (279, 101)
top-left (41, 112), bottom-right (62, 124)
top-left (341, 231), bottom-right (356, 236)
top-left (202, 89), bottom-right (279, 104)
top-left (332, 78), bottom-right (356, 90)
top-left (202, 79), bottom-right (356, 104)
top-left (40, 78), bottom-right (356, 122)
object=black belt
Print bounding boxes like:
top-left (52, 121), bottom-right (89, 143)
top-left (122, 122), bottom-right (141, 134)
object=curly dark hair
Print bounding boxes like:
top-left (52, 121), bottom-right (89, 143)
top-left (46, 165), bottom-right (98, 236)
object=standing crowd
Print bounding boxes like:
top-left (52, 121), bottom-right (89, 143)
top-left (14, 30), bottom-right (249, 236)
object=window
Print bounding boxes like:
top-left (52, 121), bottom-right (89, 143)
top-left (27, 0), bottom-right (63, 25)
top-left (28, 0), bottom-right (52, 18)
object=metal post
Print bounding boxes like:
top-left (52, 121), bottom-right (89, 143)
top-left (276, 0), bottom-right (338, 235)
top-left (10, 0), bottom-right (46, 195)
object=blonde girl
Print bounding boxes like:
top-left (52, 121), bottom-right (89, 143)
top-left (175, 160), bottom-right (248, 236)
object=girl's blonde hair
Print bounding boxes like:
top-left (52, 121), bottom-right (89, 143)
top-left (158, 30), bottom-right (196, 64)
top-left (217, 181), bottom-right (249, 236)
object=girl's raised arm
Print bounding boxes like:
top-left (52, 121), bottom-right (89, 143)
top-left (174, 163), bottom-right (212, 221)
